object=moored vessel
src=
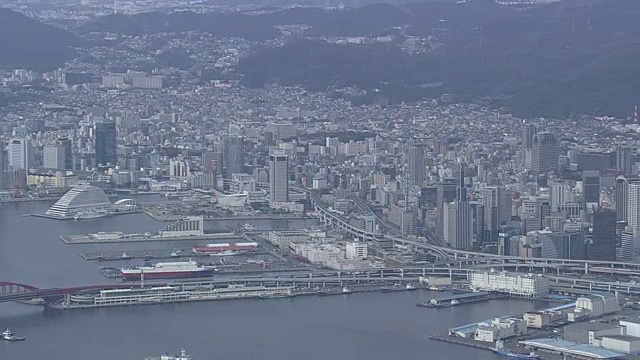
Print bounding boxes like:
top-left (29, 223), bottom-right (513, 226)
top-left (120, 260), bottom-right (217, 280)
top-left (2, 329), bottom-right (25, 342)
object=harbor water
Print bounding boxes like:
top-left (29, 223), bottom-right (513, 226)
top-left (0, 201), bottom-right (545, 360)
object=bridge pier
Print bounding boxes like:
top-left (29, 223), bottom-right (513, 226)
top-left (585, 263), bottom-right (589, 275)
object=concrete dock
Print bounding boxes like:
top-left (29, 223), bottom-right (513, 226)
top-left (61, 233), bottom-right (243, 244)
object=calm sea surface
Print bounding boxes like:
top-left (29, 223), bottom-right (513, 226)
top-left (0, 200), bottom-right (544, 360)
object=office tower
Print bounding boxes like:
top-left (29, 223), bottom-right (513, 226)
top-left (452, 164), bottom-right (473, 249)
top-left (482, 186), bottom-right (511, 243)
top-left (550, 182), bottom-right (570, 212)
top-left (616, 175), bottom-right (640, 222)
top-left (616, 146), bottom-right (634, 175)
top-left (223, 135), bottom-right (244, 177)
top-left (582, 170), bottom-right (601, 207)
top-left (0, 143), bottom-right (7, 189)
top-left (521, 123), bottom-right (536, 163)
top-left (169, 158), bottom-right (190, 178)
top-left (619, 228), bottom-right (640, 261)
top-left (58, 136), bottom-right (73, 170)
top-left (43, 143), bottom-right (66, 169)
top-left (8, 138), bottom-right (33, 170)
top-left (435, 179), bottom-right (458, 237)
top-left (202, 151), bottom-right (222, 174)
top-left (407, 144), bottom-right (425, 187)
top-left (269, 149), bottom-right (289, 203)
top-left (588, 208), bottom-right (617, 261)
top-left (94, 121), bottom-right (117, 166)
top-left (531, 132), bottom-right (559, 175)
top-left (628, 182), bottom-right (640, 230)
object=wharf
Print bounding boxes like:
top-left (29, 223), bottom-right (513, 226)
top-left (143, 211), bottom-right (312, 222)
top-left (60, 233), bottom-right (242, 244)
top-left (32, 210), bottom-right (139, 221)
top-left (416, 291), bottom-right (492, 308)
top-left (79, 249), bottom-right (272, 261)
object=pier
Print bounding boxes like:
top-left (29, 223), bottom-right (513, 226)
top-left (60, 233), bottom-right (243, 244)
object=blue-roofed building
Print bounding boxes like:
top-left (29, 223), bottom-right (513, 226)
top-left (520, 338), bottom-right (625, 359)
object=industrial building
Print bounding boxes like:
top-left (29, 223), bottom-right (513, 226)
top-left (158, 216), bottom-right (204, 237)
top-left (469, 270), bottom-right (549, 297)
top-left (474, 317), bottom-right (527, 342)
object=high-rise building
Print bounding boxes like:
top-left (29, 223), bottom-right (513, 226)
top-left (407, 144), bottom-right (425, 187)
top-left (0, 143), bottom-right (7, 189)
top-left (482, 186), bottom-right (511, 243)
top-left (94, 121), bottom-right (117, 166)
top-left (443, 164), bottom-right (473, 249)
top-left (531, 132), bottom-right (559, 175)
top-left (550, 182), bottom-right (570, 212)
top-left (169, 157), bottom-right (190, 178)
top-left (202, 151), bottom-right (222, 174)
top-left (588, 208), bottom-right (617, 261)
top-left (616, 175), bottom-right (640, 222)
top-left (435, 179), bottom-right (458, 237)
top-left (582, 170), bottom-right (601, 207)
top-left (269, 149), bottom-right (289, 203)
top-left (43, 143), bottom-right (66, 169)
top-left (223, 135), bottom-right (244, 177)
top-left (57, 136), bottom-right (73, 170)
top-left (8, 138), bottom-right (33, 170)
top-left (521, 123), bottom-right (536, 164)
top-left (616, 146), bottom-right (634, 175)
top-left (629, 182), bottom-right (640, 230)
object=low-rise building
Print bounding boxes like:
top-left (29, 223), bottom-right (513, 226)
top-left (475, 317), bottom-right (527, 342)
top-left (469, 271), bottom-right (549, 297)
top-left (523, 310), bottom-right (566, 329)
top-left (576, 293), bottom-right (619, 318)
top-left (598, 335), bottom-right (640, 354)
top-left (563, 322), bottom-right (622, 345)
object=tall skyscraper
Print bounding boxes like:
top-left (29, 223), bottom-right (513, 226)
top-left (521, 123), bottom-right (536, 164)
top-left (269, 149), bottom-right (289, 202)
top-left (531, 132), bottom-right (559, 175)
top-left (407, 144), bottom-right (425, 187)
top-left (8, 138), bottom-right (33, 170)
top-left (0, 143), bottom-right (7, 189)
top-left (582, 170), bottom-right (601, 207)
top-left (616, 175), bottom-right (640, 222)
top-left (628, 182), bottom-right (640, 230)
top-left (95, 121), bottom-right (117, 166)
top-left (43, 143), bottom-right (66, 169)
top-left (588, 208), bottom-right (617, 261)
top-left (445, 164), bottom-right (473, 250)
top-left (550, 182), bottom-right (570, 212)
top-left (616, 146), bottom-right (634, 175)
top-left (482, 186), bottom-right (511, 243)
top-left (223, 135), bottom-right (244, 177)
top-left (58, 136), bottom-right (73, 170)
top-left (435, 179), bottom-right (458, 237)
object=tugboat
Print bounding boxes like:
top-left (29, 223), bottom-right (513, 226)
top-left (491, 340), bottom-right (539, 359)
top-left (145, 348), bottom-right (192, 360)
top-left (2, 329), bottom-right (25, 342)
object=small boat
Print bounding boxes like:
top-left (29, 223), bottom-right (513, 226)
top-left (170, 250), bottom-right (180, 258)
top-left (121, 252), bottom-right (130, 259)
top-left (405, 284), bottom-right (417, 290)
top-left (342, 286), bottom-right (351, 294)
top-left (2, 329), bottom-right (25, 342)
top-left (145, 348), bottom-right (192, 360)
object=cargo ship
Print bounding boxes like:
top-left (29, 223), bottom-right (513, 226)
top-left (145, 348), bottom-right (191, 360)
top-left (120, 260), bottom-right (217, 280)
top-left (191, 242), bottom-right (258, 254)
